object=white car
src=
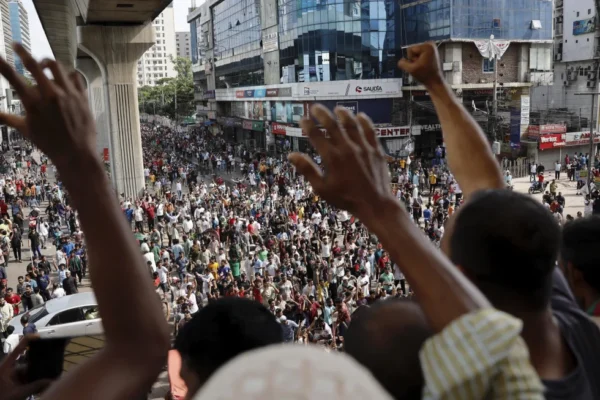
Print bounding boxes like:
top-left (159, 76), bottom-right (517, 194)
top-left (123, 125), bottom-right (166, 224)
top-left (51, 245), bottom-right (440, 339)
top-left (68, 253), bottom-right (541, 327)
top-left (9, 292), bottom-right (102, 338)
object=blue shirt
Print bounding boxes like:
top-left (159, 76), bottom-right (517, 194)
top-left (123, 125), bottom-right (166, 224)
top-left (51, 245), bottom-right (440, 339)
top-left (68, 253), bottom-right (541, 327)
top-left (63, 242), bottom-right (75, 257)
top-left (423, 209), bottom-right (432, 221)
top-left (23, 323), bottom-right (37, 335)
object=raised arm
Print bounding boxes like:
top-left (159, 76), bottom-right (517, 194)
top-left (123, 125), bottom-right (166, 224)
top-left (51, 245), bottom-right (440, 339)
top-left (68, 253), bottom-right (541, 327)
top-left (289, 105), bottom-right (489, 332)
top-left (398, 42), bottom-right (504, 197)
top-left (0, 45), bottom-right (169, 400)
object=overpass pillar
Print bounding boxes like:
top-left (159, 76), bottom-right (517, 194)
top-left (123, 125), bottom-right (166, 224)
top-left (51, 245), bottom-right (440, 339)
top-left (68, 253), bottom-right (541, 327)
top-left (76, 58), bottom-right (111, 165)
top-left (77, 24), bottom-right (154, 197)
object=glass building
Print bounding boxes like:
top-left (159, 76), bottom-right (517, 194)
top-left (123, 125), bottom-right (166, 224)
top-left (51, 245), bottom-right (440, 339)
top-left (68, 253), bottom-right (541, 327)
top-left (278, 0), bottom-right (401, 82)
top-left (401, 0), bottom-right (553, 45)
top-left (212, 0), bottom-right (264, 88)
top-left (9, 0), bottom-right (30, 77)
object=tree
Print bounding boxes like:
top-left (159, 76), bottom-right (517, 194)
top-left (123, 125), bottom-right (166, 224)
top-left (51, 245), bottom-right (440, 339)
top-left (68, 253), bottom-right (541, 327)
top-left (137, 56), bottom-right (195, 122)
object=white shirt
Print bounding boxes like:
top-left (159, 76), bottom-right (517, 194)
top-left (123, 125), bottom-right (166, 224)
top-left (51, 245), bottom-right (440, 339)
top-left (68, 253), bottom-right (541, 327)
top-left (52, 287), bottom-right (66, 298)
top-left (158, 266), bottom-right (169, 284)
top-left (56, 250), bottom-right (67, 266)
top-left (359, 275), bottom-right (370, 297)
top-left (134, 208), bottom-right (144, 222)
top-left (2, 333), bottom-right (19, 354)
top-left (188, 293), bottom-right (199, 314)
top-left (157, 204), bottom-right (164, 216)
top-left (144, 252), bottom-right (156, 272)
top-left (555, 163), bottom-right (561, 172)
top-left (176, 182), bottom-right (182, 191)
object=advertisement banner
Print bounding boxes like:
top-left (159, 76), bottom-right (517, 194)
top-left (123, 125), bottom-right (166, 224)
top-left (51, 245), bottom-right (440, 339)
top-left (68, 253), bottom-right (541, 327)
top-left (254, 88), bottom-right (267, 98)
top-left (539, 133), bottom-right (566, 150)
top-left (520, 95), bottom-right (530, 125)
top-left (242, 120), bottom-right (253, 130)
top-left (299, 80), bottom-right (402, 98)
top-left (103, 148), bottom-right (109, 162)
top-left (565, 131), bottom-right (600, 146)
top-left (266, 89), bottom-right (279, 97)
top-left (528, 124), bottom-right (567, 139)
top-left (235, 90), bottom-right (245, 99)
top-left (574, 18), bottom-right (595, 35)
top-left (251, 121), bottom-right (264, 131)
top-left (244, 90), bottom-right (255, 98)
top-left (279, 87), bottom-right (293, 97)
top-left (510, 107), bottom-right (521, 148)
top-left (203, 90), bottom-right (215, 100)
top-left (249, 102), bottom-right (265, 120)
top-left (262, 32), bottom-right (279, 53)
top-left (271, 123), bottom-right (288, 135)
top-left (375, 127), bottom-right (412, 138)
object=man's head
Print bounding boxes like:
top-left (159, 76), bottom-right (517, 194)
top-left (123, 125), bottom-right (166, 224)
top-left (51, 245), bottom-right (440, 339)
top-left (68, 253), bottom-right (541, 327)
top-left (345, 299), bottom-right (432, 399)
top-left (174, 297), bottom-right (282, 397)
top-left (560, 216), bottom-right (600, 309)
top-left (448, 190), bottom-right (560, 312)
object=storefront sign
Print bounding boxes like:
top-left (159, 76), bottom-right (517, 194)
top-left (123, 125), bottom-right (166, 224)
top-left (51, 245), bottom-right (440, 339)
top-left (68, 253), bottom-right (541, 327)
top-left (262, 32), bottom-right (279, 53)
top-left (254, 88), bottom-right (266, 98)
top-left (233, 118), bottom-right (243, 128)
top-left (271, 123), bottom-right (288, 135)
top-left (565, 131), bottom-right (600, 146)
top-left (337, 101), bottom-right (358, 114)
top-left (235, 90), bottom-right (245, 99)
top-left (299, 79), bottom-right (402, 98)
top-left (375, 127), bottom-right (411, 138)
top-left (419, 124), bottom-right (441, 132)
top-left (103, 148), bottom-right (109, 162)
top-left (279, 87), bottom-right (292, 97)
top-left (252, 121), bottom-right (264, 131)
top-left (266, 89), bottom-right (279, 97)
top-left (520, 95), bottom-right (530, 125)
top-left (242, 120), bottom-right (253, 130)
top-left (244, 90), bottom-right (255, 98)
top-left (207, 111), bottom-right (216, 120)
top-left (203, 90), bottom-right (215, 100)
top-left (539, 133), bottom-right (566, 150)
top-left (528, 124), bottom-right (567, 139)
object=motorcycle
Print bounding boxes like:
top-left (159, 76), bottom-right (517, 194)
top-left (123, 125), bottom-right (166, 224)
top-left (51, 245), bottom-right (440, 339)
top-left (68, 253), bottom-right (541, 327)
top-left (528, 181), bottom-right (549, 194)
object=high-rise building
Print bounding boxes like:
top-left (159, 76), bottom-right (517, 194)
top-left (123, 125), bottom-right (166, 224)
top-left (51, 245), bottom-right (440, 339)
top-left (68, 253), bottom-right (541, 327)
top-left (137, 3), bottom-right (176, 87)
top-left (0, 0), bottom-right (13, 69)
top-left (8, 0), bottom-right (30, 77)
top-left (176, 31), bottom-right (191, 60)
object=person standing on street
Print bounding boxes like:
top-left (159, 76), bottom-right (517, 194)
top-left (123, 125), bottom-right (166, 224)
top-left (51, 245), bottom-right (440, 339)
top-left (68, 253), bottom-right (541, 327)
top-left (28, 226), bottom-right (42, 259)
top-left (10, 227), bottom-right (21, 262)
top-left (555, 160), bottom-right (562, 180)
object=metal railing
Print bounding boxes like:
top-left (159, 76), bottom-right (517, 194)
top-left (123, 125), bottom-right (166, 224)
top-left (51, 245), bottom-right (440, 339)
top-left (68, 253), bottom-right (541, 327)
top-left (501, 157), bottom-right (529, 178)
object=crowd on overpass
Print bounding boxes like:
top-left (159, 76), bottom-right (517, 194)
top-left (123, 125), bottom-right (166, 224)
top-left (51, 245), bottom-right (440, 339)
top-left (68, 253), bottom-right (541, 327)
top-left (0, 42), bottom-right (598, 400)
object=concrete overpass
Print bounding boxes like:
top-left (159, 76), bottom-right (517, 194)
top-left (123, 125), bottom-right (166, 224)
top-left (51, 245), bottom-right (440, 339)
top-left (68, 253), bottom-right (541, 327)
top-left (32, 0), bottom-right (172, 197)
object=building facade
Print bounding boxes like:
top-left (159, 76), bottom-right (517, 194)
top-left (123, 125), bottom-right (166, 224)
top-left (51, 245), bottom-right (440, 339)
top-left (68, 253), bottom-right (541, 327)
top-left (8, 0), bottom-right (30, 77)
top-left (137, 3), bottom-right (177, 87)
top-left (529, 0), bottom-right (600, 165)
top-left (0, 0), bottom-right (13, 69)
top-left (189, 0), bottom-right (406, 154)
top-left (176, 31), bottom-right (192, 59)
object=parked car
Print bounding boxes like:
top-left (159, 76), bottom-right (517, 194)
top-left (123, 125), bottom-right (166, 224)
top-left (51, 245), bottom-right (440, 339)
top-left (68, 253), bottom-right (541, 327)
top-left (9, 292), bottom-right (102, 338)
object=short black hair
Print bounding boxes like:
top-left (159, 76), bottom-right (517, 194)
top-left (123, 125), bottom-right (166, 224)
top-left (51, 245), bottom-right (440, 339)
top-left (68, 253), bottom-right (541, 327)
top-left (344, 299), bottom-right (431, 400)
top-left (174, 297), bottom-right (282, 384)
top-left (561, 216), bottom-right (600, 293)
top-left (450, 190), bottom-right (560, 310)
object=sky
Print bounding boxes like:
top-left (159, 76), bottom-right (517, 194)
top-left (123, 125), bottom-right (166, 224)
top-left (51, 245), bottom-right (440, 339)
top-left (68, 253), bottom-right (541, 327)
top-left (23, 0), bottom-right (194, 61)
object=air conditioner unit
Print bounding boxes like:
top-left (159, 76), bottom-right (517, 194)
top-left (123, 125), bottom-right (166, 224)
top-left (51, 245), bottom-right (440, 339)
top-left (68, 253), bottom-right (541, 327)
top-left (589, 73), bottom-right (598, 81)
top-left (555, 53), bottom-right (562, 61)
top-left (564, 80), bottom-right (570, 86)
top-left (588, 81), bottom-right (596, 88)
top-left (557, 16), bottom-right (563, 23)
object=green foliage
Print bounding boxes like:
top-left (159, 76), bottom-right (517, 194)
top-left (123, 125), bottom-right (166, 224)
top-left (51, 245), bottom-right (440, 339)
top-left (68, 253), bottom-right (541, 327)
top-left (138, 56), bottom-right (195, 121)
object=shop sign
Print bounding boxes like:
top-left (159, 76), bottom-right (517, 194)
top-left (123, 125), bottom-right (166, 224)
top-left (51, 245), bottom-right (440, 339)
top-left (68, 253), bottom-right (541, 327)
top-left (266, 89), bottom-right (279, 97)
top-left (279, 87), bottom-right (292, 97)
top-left (242, 120), bottom-right (253, 130)
top-left (337, 101), bottom-right (358, 114)
top-left (375, 127), bottom-right (411, 138)
top-left (203, 90), bottom-right (215, 100)
top-left (528, 124), bottom-right (567, 139)
top-left (271, 123), bottom-right (288, 135)
top-left (103, 148), bottom-right (109, 162)
top-left (520, 95), bottom-right (530, 125)
top-left (299, 80), bottom-right (402, 98)
top-left (565, 131), bottom-right (600, 146)
top-left (207, 111), bottom-right (216, 120)
top-left (419, 124), bottom-right (441, 132)
top-left (539, 133), bottom-right (566, 150)
top-left (233, 118), bottom-right (243, 128)
top-left (235, 90), bottom-right (245, 99)
top-left (262, 32), bottom-right (279, 53)
top-left (252, 121), bottom-right (264, 131)
top-left (254, 88), bottom-right (266, 98)
top-left (244, 90), bottom-right (255, 98)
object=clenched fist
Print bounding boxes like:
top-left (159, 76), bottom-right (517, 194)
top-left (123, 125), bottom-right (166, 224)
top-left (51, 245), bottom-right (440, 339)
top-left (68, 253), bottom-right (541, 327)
top-left (398, 42), bottom-right (445, 88)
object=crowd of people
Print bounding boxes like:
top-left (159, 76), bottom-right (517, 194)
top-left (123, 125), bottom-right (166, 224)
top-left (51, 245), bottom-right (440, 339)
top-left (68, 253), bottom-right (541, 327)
top-left (0, 42), bottom-right (598, 400)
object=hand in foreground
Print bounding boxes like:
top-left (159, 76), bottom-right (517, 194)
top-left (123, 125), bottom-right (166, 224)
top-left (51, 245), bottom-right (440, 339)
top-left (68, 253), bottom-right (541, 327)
top-left (288, 105), bottom-right (395, 223)
top-left (0, 44), bottom-right (96, 170)
top-left (398, 42), bottom-right (444, 88)
top-left (0, 335), bottom-right (51, 400)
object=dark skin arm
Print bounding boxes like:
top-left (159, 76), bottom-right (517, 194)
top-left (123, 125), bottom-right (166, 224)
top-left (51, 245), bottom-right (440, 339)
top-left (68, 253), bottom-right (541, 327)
top-left (0, 45), bottom-right (170, 400)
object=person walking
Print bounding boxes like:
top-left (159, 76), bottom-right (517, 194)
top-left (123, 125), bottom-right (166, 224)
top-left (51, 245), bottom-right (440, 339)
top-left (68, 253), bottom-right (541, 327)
top-left (555, 160), bottom-right (562, 180)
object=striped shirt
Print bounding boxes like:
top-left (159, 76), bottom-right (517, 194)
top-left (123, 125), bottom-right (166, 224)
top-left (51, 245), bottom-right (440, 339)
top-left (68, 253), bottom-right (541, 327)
top-left (420, 308), bottom-right (544, 399)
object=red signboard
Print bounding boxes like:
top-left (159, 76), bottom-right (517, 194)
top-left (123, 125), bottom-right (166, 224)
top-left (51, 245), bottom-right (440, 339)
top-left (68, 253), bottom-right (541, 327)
top-left (528, 124), bottom-right (567, 139)
top-left (103, 148), bottom-right (109, 162)
top-left (271, 123), bottom-right (288, 135)
top-left (539, 133), bottom-right (566, 150)
top-left (235, 90), bottom-right (245, 98)
top-left (242, 120), bottom-right (253, 130)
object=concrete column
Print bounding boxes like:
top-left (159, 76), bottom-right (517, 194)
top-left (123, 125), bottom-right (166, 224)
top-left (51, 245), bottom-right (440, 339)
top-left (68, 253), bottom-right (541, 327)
top-left (76, 58), bottom-right (110, 160)
top-left (261, 0), bottom-right (280, 85)
top-left (78, 24), bottom-right (155, 197)
top-left (34, 0), bottom-right (77, 69)
top-left (443, 43), bottom-right (463, 85)
top-left (517, 44), bottom-right (530, 83)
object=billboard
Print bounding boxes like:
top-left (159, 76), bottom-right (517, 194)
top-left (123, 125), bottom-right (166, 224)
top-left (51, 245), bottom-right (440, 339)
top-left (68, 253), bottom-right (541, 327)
top-left (573, 18), bottom-right (595, 35)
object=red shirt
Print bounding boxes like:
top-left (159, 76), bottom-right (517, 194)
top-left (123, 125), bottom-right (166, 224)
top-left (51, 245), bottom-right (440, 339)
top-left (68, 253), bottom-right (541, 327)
top-left (5, 294), bottom-right (20, 314)
top-left (0, 202), bottom-right (7, 214)
top-left (252, 287), bottom-right (263, 304)
top-left (378, 256), bottom-right (389, 270)
top-left (41, 165), bottom-right (46, 173)
top-left (538, 174), bottom-right (544, 183)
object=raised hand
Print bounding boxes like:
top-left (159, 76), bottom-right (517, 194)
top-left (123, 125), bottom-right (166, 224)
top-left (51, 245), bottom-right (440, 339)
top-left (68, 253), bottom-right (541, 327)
top-left (0, 335), bottom-right (51, 400)
top-left (398, 42), bottom-right (444, 88)
top-left (0, 44), bottom-right (96, 170)
top-left (288, 105), bottom-right (395, 224)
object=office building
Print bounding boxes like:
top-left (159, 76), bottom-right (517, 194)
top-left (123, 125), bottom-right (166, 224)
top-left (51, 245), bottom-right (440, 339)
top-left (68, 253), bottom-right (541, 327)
top-left (137, 3), bottom-right (177, 87)
top-left (0, 0), bottom-right (13, 69)
top-left (8, 0), bottom-right (30, 77)
top-left (176, 31), bottom-right (191, 59)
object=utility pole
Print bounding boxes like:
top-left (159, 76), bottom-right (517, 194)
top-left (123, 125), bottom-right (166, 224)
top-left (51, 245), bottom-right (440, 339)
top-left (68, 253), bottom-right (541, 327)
top-left (575, 89), bottom-right (599, 193)
top-left (492, 52), bottom-right (499, 141)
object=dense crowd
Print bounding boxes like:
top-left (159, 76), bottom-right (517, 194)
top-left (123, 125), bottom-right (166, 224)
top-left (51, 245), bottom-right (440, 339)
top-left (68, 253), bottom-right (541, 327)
top-left (0, 42), bottom-right (598, 400)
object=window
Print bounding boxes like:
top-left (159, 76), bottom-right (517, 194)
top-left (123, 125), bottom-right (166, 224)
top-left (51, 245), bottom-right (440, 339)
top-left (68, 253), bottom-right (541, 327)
top-left (48, 308), bottom-right (85, 326)
top-left (589, 9), bottom-right (592, 15)
top-left (577, 12), bottom-right (580, 17)
top-left (483, 58), bottom-right (495, 73)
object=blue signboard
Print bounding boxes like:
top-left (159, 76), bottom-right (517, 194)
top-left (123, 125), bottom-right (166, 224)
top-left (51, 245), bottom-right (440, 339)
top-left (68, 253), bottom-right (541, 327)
top-left (244, 90), bottom-right (255, 98)
top-left (574, 18), bottom-right (595, 36)
top-left (510, 107), bottom-right (521, 149)
top-left (254, 88), bottom-right (267, 98)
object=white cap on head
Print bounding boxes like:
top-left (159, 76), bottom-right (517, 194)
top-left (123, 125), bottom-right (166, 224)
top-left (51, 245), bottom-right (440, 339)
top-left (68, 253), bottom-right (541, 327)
top-left (193, 345), bottom-right (393, 400)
